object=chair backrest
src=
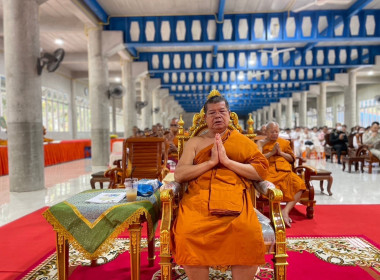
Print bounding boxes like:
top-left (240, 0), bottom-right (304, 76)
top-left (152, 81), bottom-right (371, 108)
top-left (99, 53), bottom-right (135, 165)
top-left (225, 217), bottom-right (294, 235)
top-left (324, 133), bottom-right (332, 146)
top-left (177, 90), bottom-right (256, 157)
top-left (176, 89), bottom-right (257, 205)
top-left (121, 137), bottom-right (168, 182)
top-left (348, 134), bottom-right (355, 149)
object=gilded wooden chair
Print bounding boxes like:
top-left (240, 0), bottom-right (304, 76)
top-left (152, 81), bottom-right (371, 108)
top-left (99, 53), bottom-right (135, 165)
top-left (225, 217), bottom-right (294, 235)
top-left (105, 137), bottom-right (168, 187)
top-left (256, 138), bottom-right (317, 219)
top-left (360, 145), bottom-right (380, 174)
top-left (160, 104), bottom-right (288, 280)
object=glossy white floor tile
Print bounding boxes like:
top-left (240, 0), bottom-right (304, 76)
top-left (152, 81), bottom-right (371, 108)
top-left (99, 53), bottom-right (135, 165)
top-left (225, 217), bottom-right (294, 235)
top-left (0, 158), bottom-right (379, 227)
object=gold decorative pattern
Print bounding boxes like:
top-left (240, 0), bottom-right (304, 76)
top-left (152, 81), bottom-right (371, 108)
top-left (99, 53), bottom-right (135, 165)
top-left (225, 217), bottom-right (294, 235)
top-left (43, 206), bottom-right (154, 261)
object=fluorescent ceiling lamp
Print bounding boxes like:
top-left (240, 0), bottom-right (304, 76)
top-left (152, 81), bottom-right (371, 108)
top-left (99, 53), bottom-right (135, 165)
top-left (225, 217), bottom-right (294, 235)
top-left (54, 38), bottom-right (64, 45)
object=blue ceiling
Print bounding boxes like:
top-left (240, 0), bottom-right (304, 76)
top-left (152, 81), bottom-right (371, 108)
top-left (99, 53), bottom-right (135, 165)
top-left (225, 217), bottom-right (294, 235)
top-left (82, 0), bottom-right (380, 115)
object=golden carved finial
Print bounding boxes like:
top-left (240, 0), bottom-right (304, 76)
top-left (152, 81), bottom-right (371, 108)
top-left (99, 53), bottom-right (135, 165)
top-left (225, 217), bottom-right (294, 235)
top-left (178, 114), bottom-right (184, 136)
top-left (207, 89), bottom-right (221, 100)
top-left (247, 113), bottom-right (254, 134)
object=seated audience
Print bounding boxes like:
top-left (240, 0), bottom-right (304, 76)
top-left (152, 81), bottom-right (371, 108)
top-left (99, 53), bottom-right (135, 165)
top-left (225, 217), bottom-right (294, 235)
top-left (172, 95), bottom-right (269, 280)
top-left (290, 127), bottom-right (302, 157)
top-left (329, 125), bottom-right (348, 164)
top-left (165, 118), bottom-right (179, 162)
top-left (363, 121), bottom-right (380, 159)
top-left (300, 127), bottom-right (317, 159)
top-left (257, 122), bottom-right (306, 228)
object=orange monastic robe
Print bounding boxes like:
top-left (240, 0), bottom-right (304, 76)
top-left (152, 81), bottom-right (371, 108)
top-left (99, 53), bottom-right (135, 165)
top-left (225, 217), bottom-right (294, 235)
top-left (173, 130), bottom-right (269, 266)
top-left (262, 137), bottom-right (306, 202)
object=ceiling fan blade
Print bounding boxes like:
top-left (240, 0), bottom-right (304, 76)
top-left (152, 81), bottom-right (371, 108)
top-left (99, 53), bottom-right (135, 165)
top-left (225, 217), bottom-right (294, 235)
top-left (276, 47), bottom-right (296, 54)
top-left (323, 0), bottom-right (351, 4)
top-left (293, 2), bottom-right (316, 13)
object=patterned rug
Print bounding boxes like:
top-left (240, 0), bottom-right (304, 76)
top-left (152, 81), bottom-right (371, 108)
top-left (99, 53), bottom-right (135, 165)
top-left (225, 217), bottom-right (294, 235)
top-left (20, 236), bottom-right (380, 280)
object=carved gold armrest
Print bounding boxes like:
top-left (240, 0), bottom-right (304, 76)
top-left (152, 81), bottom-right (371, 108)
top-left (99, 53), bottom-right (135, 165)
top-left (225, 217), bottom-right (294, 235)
top-left (266, 188), bottom-right (285, 233)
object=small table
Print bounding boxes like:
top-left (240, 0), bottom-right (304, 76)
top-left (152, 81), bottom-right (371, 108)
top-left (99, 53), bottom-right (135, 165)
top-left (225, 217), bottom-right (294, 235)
top-left (310, 169), bottom-right (333, 196)
top-left (342, 156), bottom-right (364, 173)
top-left (43, 189), bottom-right (161, 280)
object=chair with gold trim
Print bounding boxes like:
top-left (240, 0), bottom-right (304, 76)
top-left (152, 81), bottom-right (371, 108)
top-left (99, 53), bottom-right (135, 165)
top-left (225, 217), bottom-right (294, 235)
top-left (105, 137), bottom-right (168, 187)
top-left (159, 90), bottom-right (288, 280)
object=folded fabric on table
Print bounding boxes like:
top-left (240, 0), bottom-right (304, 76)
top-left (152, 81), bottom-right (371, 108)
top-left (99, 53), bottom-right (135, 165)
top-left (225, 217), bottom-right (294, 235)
top-left (137, 179), bottom-right (163, 197)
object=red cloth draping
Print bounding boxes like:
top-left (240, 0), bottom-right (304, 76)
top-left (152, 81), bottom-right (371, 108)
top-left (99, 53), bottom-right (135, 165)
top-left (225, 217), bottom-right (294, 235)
top-left (0, 140), bottom-right (92, 176)
top-left (0, 147), bottom-right (8, 176)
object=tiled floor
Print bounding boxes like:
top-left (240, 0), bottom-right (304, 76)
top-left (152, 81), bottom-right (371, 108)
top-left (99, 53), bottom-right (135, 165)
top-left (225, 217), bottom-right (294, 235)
top-left (0, 158), bottom-right (379, 227)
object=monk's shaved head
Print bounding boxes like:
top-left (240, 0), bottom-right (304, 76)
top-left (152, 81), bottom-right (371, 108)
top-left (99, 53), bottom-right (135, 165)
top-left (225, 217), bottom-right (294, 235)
top-left (266, 122), bottom-right (279, 131)
top-left (266, 122), bottom-right (280, 141)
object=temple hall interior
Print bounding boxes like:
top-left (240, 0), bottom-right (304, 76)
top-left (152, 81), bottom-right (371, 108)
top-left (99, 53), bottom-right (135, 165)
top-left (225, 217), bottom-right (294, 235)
top-left (0, 0), bottom-right (379, 280)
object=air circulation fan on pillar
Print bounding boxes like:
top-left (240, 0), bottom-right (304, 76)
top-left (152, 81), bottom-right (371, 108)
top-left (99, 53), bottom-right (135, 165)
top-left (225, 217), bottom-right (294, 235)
top-left (135, 101), bottom-right (148, 114)
top-left (37, 48), bottom-right (65, 75)
top-left (107, 85), bottom-right (125, 99)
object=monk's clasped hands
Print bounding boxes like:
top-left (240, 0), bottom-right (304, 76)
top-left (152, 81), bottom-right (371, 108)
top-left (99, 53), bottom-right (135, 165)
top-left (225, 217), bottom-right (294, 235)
top-left (210, 133), bottom-right (230, 167)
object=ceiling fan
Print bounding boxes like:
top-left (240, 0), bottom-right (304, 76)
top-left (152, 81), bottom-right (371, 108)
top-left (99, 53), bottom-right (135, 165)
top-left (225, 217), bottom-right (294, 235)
top-left (293, 0), bottom-right (352, 13)
top-left (259, 46), bottom-right (296, 57)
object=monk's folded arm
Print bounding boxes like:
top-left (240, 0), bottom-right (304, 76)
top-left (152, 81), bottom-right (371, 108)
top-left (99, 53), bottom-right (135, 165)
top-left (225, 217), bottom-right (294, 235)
top-left (279, 151), bottom-right (294, 163)
top-left (174, 137), bottom-right (216, 183)
top-left (174, 161), bottom-right (215, 183)
top-left (224, 159), bottom-right (263, 181)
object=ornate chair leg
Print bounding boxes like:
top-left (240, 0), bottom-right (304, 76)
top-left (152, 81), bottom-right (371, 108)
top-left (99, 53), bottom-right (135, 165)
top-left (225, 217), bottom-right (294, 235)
top-left (129, 223), bottom-right (142, 280)
top-left (306, 204), bottom-right (314, 219)
top-left (147, 224), bottom-right (155, 267)
top-left (319, 181), bottom-right (324, 192)
top-left (56, 233), bottom-right (69, 280)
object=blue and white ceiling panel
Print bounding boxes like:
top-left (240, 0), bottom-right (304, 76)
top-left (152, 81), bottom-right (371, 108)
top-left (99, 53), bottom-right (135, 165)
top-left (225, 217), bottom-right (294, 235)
top-left (82, 0), bottom-right (380, 114)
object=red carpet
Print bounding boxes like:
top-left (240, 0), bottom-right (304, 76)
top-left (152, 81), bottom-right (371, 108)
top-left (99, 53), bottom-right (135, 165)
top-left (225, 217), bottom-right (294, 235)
top-left (287, 204), bottom-right (380, 245)
top-left (1, 204), bottom-right (380, 280)
top-left (0, 207), bottom-right (55, 280)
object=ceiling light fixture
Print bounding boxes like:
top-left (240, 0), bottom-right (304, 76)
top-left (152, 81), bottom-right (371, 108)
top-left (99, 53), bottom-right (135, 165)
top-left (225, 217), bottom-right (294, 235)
top-left (54, 38), bottom-right (64, 45)
top-left (115, 77), bottom-right (121, 82)
top-left (368, 70), bottom-right (374, 76)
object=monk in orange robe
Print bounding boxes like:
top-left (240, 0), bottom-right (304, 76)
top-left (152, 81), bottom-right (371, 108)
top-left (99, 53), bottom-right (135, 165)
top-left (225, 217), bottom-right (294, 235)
top-left (257, 122), bottom-right (306, 228)
top-left (171, 95), bottom-right (269, 280)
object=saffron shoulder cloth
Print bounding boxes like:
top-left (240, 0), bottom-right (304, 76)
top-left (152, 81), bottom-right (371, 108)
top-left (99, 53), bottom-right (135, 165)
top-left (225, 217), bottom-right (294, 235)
top-left (43, 189), bottom-right (160, 260)
top-left (208, 130), bottom-right (269, 215)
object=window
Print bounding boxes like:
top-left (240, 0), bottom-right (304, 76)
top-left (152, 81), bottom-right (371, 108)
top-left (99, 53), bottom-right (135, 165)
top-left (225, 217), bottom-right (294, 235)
top-left (337, 105), bottom-right (344, 124)
top-left (76, 96), bottom-right (90, 132)
top-left (326, 107), bottom-right (333, 128)
top-left (359, 98), bottom-right (380, 127)
top-left (42, 88), bottom-right (69, 132)
top-left (0, 76), bottom-right (6, 132)
top-left (307, 108), bottom-right (317, 128)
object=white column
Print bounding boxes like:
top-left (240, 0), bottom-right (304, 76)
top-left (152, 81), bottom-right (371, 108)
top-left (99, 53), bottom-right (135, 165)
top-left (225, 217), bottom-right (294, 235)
top-left (276, 102), bottom-right (282, 126)
top-left (111, 97), bottom-right (116, 134)
top-left (161, 95), bottom-right (171, 127)
top-left (300, 91), bottom-right (307, 127)
top-left (268, 104), bottom-right (274, 122)
top-left (263, 106), bottom-right (269, 124)
top-left (318, 83), bottom-right (327, 127)
top-left (344, 71), bottom-right (357, 129)
top-left (152, 89), bottom-right (159, 125)
top-left (256, 109), bottom-right (262, 129)
top-left (88, 27), bottom-right (110, 167)
top-left (121, 59), bottom-right (136, 138)
top-left (4, 0), bottom-right (44, 191)
top-left (140, 76), bottom-right (148, 129)
top-left (286, 97), bottom-right (293, 129)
